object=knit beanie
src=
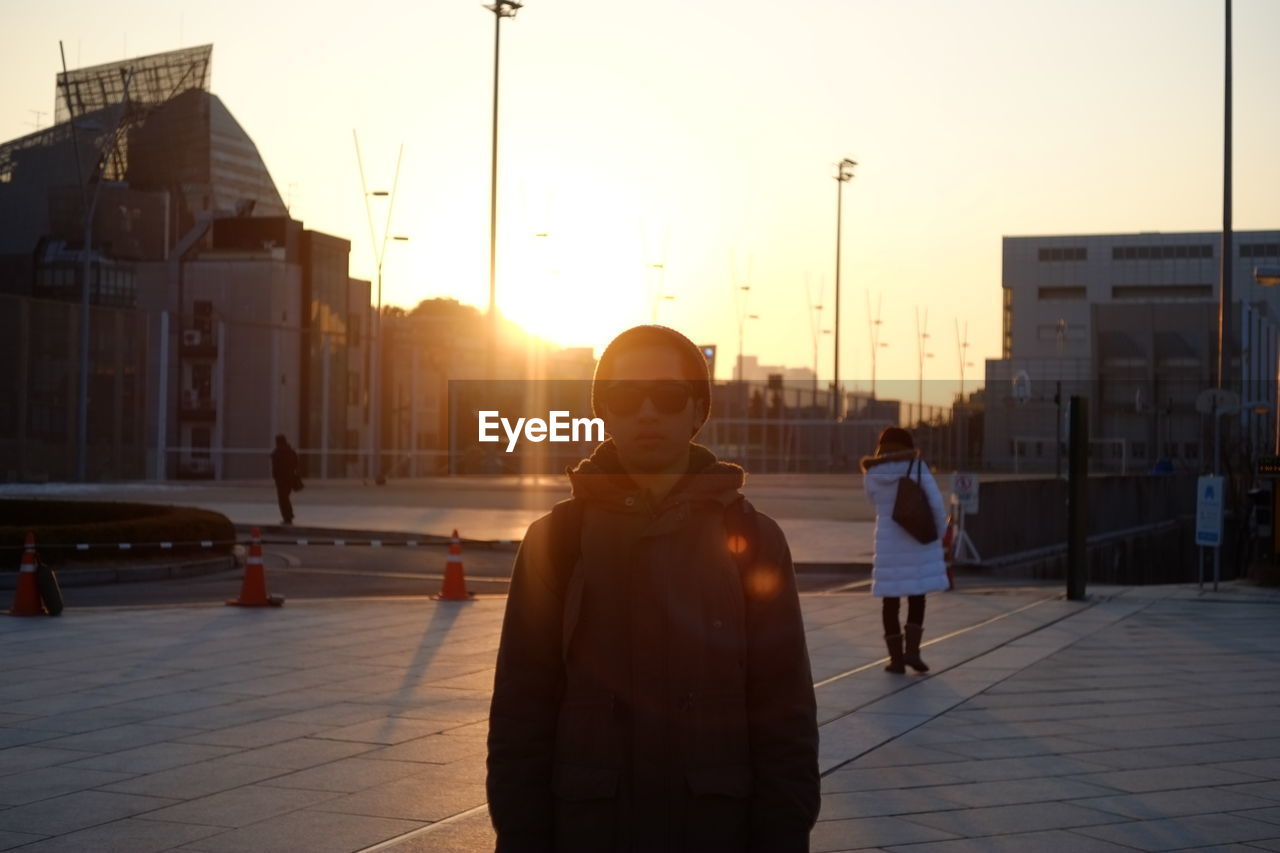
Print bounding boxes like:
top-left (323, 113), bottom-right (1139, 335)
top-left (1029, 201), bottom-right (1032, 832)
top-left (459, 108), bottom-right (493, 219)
top-left (875, 426), bottom-right (914, 455)
top-left (591, 325), bottom-right (712, 429)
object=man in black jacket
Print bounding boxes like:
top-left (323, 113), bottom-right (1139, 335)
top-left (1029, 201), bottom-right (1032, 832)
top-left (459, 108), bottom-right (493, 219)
top-left (269, 434), bottom-right (299, 525)
top-left (487, 325), bottom-right (819, 852)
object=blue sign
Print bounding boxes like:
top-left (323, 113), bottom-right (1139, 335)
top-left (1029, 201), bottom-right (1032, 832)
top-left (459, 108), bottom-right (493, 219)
top-left (1196, 475), bottom-right (1224, 547)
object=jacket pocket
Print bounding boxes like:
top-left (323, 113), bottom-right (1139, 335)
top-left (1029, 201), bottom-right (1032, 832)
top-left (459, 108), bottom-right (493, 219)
top-left (553, 764), bottom-right (619, 852)
top-left (686, 764), bottom-right (752, 799)
top-left (683, 765), bottom-right (752, 851)
top-left (553, 763), bottom-right (619, 801)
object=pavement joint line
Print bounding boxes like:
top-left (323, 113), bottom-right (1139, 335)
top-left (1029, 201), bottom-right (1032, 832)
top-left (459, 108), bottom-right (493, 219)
top-left (816, 593), bottom-right (1158, 778)
top-left (812, 594), bottom-right (1059, 689)
top-left (346, 592), bottom-right (1093, 843)
top-left (269, 566), bottom-right (508, 583)
top-left (821, 578), bottom-right (873, 594)
top-left (70, 594), bottom-right (512, 611)
top-left (352, 802), bottom-right (493, 851)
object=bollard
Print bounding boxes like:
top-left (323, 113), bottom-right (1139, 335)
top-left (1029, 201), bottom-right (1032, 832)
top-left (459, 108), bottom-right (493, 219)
top-left (1066, 396), bottom-right (1088, 601)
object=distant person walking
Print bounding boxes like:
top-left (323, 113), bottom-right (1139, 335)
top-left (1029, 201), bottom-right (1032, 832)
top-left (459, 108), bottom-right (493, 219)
top-left (860, 427), bottom-right (949, 674)
top-left (487, 325), bottom-right (819, 852)
top-left (270, 434), bottom-right (300, 526)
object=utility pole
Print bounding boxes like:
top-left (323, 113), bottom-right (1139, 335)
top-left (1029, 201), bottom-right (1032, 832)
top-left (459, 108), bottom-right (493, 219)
top-left (485, 0), bottom-right (523, 381)
top-left (354, 133), bottom-right (405, 484)
top-left (832, 158), bottom-right (856, 420)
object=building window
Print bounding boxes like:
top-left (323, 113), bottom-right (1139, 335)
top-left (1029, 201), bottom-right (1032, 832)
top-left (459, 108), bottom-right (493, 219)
top-left (1111, 284), bottom-right (1213, 300)
top-left (1241, 243), bottom-right (1280, 259)
top-left (192, 427), bottom-right (211, 459)
top-left (1038, 247), bottom-right (1087, 262)
top-left (1038, 286), bottom-right (1086, 301)
top-left (1112, 244), bottom-right (1214, 261)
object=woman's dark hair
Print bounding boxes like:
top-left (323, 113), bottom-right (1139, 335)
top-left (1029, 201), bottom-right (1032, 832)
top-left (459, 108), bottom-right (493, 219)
top-left (875, 427), bottom-right (914, 454)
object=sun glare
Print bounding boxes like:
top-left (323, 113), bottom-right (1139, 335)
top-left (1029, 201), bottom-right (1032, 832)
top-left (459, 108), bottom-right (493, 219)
top-left (499, 226), bottom-right (649, 351)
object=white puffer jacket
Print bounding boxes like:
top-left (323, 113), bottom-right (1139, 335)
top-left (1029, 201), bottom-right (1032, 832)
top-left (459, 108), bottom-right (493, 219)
top-left (861, 450), bottom-right (949, 598)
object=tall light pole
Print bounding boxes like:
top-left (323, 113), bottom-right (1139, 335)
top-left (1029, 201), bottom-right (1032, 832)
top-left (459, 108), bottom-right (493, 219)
top-left (806, 274), bottom-right (824, 409)
top-left (1217, 0), bottom-right (1233, 400)
top-left (649, 263), bottom-right (675, 323)
top-left (916, 307), bottom-right (932, 424)
top-left (866, 291), bottom-right (885, 399)
top-left (486, 0), bottom-right (523, 381)
top-left (955, 318), bottom-right (971, 401)
top-left (354, 134), bottom-right (405, 484)
top-left (956, 318), bottom-right (973, 469)
top-left (832, 157), bottom-right (856, 420)
top-left (61, 41), bottom-right (133, 481)
top-left (736, 284), bottom-right (754, 384)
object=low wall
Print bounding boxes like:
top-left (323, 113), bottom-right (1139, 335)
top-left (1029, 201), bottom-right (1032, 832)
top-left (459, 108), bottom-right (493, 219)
top-left (961, 474), bottom-right (1225, 584)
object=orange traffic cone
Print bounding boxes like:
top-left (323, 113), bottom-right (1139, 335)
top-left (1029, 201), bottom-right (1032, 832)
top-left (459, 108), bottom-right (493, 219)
top-left (434, 530), bottom-right (473, 601)
top-left (227, 528), bottom-right (284, 607)
top-left (8, 532), bottom-right (45, 616)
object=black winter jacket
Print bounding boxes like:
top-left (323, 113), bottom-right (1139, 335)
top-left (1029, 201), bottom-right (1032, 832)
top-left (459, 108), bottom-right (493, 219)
top-left (487, 442), bottom-right (820, 852)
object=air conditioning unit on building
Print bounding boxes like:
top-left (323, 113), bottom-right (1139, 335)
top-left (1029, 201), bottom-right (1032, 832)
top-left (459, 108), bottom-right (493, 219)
top-left (182, 329), bottom-right (203, 347)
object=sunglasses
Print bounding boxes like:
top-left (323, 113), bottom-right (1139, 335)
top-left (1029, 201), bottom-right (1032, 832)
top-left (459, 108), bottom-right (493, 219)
top-left (602, 381), bottom-right (693, 416)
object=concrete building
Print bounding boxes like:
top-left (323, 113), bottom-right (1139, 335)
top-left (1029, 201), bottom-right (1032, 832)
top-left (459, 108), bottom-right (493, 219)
top-left (380, 299), bottom-right (597, 476)
top-left (0, 45), bottom-right (370, 481)
top-left (984, 230), bottom-right (1280, 472)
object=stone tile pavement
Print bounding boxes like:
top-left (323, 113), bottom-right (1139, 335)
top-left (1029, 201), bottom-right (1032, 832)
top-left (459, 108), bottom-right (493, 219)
top-left (0, 581), bottom-right (1277, 851)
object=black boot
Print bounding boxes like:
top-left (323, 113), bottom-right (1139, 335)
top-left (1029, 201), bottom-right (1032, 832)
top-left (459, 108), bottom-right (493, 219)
top-left (884, 633), bottom-right (906, 674)
top-left (904, 623), bottom-right (929, 672)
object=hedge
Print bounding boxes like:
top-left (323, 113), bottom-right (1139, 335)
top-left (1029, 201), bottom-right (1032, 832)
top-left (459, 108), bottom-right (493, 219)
top-left (0, 500), bottom-right (235, 567)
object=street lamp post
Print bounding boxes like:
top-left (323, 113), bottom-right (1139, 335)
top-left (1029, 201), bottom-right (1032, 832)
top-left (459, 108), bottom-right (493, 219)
top-left (956, 318), bottom-right (972, 469)
top-left (1218, 0), bottom-right (1233, 398)
top-left (916, 307), bottom-right (932, 423)
top-left (354, 134), bottom-right (405, 484)
top-left (650, 263), bottom-right (675, 323)
top-left (735, 283), bottom-right (752, 413)
top-left (62, 41), bottom-right (133, 481)
top-left (832, 158), bottom-right (856, 420)
top-left (866, 291), bottom-right (884, 399)
top-left (485, 0), bottom-right (523, 381)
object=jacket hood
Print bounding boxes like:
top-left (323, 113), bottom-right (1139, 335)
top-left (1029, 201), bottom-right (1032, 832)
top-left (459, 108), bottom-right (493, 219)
top-left (859, 448), bottom-right (917, 473)
top-left (568, 440), bottom-right (745, 506)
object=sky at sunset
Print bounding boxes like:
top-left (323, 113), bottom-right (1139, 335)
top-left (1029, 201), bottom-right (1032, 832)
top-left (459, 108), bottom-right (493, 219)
top-left (3, 0), bottom-right (1280, 402)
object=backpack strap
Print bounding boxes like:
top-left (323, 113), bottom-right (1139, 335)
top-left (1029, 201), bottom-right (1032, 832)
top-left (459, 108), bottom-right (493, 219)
top-left (547, 497), bottom-right (585, 595)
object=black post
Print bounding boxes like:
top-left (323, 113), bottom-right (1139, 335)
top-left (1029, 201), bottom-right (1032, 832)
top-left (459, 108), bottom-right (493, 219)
top-left (1218, 0), bottom-right (1233, 395)
top-left (1055, 380), bottom-right (1062, 478)
top-left (1066, 395), bottom-right (1089, 601)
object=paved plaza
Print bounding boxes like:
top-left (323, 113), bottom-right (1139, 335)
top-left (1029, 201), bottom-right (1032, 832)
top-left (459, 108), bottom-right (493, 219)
top-left (1, 579), bottom-right (1278, 852)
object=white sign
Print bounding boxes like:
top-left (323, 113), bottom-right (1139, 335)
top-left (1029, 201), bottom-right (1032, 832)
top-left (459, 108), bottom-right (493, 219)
top-left (1195, 388), bottom-right (1241, 415)
top-left (951, 472), bottom-right (979, 515)
top-left (1195, 475), bottom-right (1225, 547)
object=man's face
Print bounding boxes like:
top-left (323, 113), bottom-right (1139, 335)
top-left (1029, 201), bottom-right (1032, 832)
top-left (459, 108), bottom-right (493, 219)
top-left (601, 345), bottom-right (706, 474)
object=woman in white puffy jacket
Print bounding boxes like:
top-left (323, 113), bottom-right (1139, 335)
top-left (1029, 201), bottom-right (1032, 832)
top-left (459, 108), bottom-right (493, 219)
top-left (860, 427), bottom-right (949, 673)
